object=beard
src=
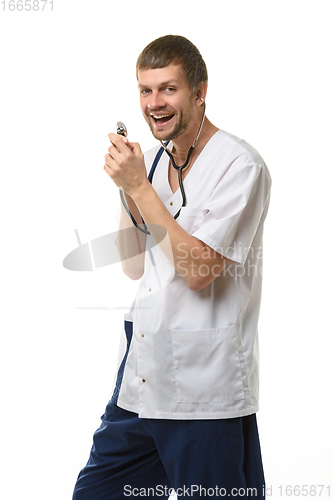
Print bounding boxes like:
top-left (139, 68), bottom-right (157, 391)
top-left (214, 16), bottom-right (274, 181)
top-left (144, 106), bottom-right (194, 142)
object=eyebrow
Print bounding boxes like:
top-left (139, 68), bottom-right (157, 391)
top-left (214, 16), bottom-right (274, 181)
top-left (138, 80), bottom-right (179, 89)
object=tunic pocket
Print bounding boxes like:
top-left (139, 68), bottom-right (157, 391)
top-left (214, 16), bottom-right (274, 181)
top-left (171, 326), bottom-right (245, 403)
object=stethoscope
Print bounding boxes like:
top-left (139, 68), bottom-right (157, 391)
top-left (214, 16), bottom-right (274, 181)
top-left (118, 97), bottom-right (206, 235)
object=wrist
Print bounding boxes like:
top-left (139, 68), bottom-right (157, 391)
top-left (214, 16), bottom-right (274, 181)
top-left (129, 178), bottom-right (152, 204)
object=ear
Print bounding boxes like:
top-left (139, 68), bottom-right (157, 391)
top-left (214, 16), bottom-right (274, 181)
top-left (195, 82), bottom-right (208, 107)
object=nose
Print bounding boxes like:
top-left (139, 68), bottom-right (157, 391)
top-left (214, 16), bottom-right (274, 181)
top-left (147, 91), bottom-right (166, 110)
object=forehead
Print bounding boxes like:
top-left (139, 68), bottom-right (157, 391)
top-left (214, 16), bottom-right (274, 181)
top-left (137, 63), bottom-right (189, 89)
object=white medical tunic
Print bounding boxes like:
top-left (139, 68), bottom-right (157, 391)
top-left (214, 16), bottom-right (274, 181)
top-left (116, 129), bottom-right (272, 419)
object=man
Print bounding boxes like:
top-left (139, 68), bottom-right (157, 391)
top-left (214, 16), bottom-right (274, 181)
top-left (73, 35), bottom-right (271, 500)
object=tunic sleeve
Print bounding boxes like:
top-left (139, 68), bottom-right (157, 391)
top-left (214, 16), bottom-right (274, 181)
top-left (192, 154), bottom-right (272, 265)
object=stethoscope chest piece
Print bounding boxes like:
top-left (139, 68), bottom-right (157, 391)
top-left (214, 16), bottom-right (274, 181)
top-left (117, 122), bottom-right (127, 137)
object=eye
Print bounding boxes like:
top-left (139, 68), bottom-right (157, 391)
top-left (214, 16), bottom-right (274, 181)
top-left (165, 87), bottom-right (176, 93)
top-left (140, 89), bottom-right (151, 95)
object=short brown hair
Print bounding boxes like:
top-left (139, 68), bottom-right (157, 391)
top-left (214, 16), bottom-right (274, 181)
top-left (136, 35), bottom-right (208, 92)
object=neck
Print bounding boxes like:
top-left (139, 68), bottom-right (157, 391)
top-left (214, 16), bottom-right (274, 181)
top-left (171, 116), bottom-right (219, 164)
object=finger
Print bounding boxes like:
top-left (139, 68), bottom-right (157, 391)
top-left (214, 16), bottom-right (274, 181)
top-left (104, 162), bottom-right (111, 176)
top-left (121, 136), bottom-right (135, 152)
top-left (108, 133), bottom-right (132, 155)
top-left (128, 141), bottom-right (142, 155)
top-left (107, 143), bottom-right (122, 163)
top-left (104, 153), bottom-right (118, 170)
top-left (103, 163), bottom-right (123, 190)
top-left (103, 162), bottom-right (117, 180)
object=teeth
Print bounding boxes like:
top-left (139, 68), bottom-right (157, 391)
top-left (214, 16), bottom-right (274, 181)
top-left (151, 114), bottom-right (172, 119)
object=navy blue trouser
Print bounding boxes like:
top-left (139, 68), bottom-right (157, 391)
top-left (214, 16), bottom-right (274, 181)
top-left (72, 397), bottom-right (265, 499)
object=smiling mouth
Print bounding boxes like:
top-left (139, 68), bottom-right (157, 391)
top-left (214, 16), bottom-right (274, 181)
top-left (151, 114), bottom-right (175, 125)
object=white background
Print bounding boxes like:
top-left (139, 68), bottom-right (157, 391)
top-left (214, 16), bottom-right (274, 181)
top-left (0, 0), bottom-right (332, 498)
